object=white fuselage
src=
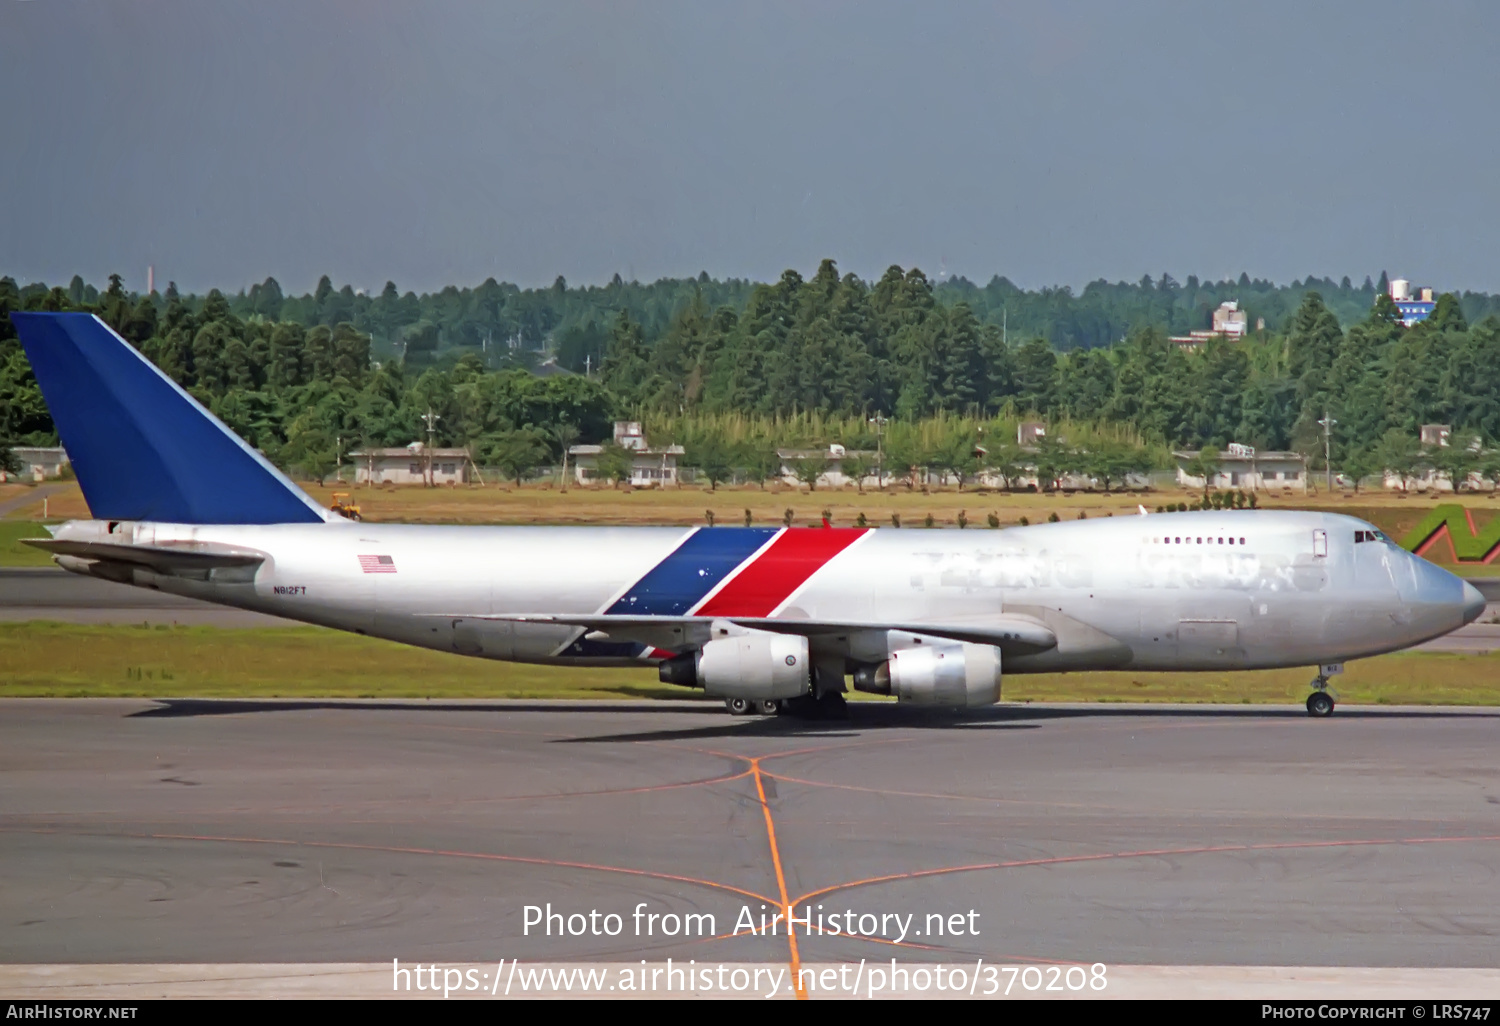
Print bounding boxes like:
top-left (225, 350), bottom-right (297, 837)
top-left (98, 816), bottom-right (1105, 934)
top-left (52, 510), bottom-right (1480, 678)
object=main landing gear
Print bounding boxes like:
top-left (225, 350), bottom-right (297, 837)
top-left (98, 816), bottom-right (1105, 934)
top-left (724, 698), bottom-right (782, 717)
top-left (724, 694), bottom-right (849, 719)
top-left (1305, 663), bottom-right (1342, 717)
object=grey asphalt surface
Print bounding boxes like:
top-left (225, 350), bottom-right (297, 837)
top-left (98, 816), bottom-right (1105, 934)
top-left (4, 698), bottom-right (1500, 967)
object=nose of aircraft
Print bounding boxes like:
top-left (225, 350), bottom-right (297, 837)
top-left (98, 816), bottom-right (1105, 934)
top-left (1461, 580), bottom-right (1487, 624)
top-left (1393, 551), bottom-right (1487, 636)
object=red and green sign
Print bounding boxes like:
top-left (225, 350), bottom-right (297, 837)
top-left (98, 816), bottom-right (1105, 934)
top-left (1401, 505), bottom-right (1500, 564)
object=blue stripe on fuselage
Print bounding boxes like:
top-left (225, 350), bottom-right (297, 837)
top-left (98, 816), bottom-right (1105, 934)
top-left (607, 527), bottom-right (779, 616)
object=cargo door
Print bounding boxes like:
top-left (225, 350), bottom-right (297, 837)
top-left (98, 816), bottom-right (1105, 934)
top-left (1177, 618), bottom-right (1244, 667)
top-left (446, 617), bottom-right (512, 658)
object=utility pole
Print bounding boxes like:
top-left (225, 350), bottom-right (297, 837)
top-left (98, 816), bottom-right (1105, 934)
top-left (1318, 411), bottom-right (1337, 493)
top-left (422, 408), bottom-right (441, 488)
top-left (869, 413), bottom-right (888, 489)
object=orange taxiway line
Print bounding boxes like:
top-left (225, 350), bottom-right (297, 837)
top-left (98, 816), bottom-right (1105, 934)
top-left (751, 756), bottom-right (806, 1000)
top-left (791, 833), bottom-right (1500, 908)
top-left (764, 770), bottom-right (1105, 811)
top-left (764, 769), bottom-right (1498, 829)
top-left (680, 735), bottom-right (910, 770)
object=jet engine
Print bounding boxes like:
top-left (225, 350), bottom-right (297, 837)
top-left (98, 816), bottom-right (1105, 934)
top-left (852, 642), bottom-right (1001, 707)
top-left (658, 631), bottom-right (811, 700)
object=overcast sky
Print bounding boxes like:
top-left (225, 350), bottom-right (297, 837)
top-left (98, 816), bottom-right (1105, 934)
top-left (4, 1), bottom-right (1497, 295)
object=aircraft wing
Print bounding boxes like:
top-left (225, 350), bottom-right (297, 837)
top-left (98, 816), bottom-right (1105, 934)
top-left (469, 612), bottom-right (1058, 655)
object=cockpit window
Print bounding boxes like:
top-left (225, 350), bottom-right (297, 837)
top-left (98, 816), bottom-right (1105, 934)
top-left (1355, 529), bottom-right (1389, 544)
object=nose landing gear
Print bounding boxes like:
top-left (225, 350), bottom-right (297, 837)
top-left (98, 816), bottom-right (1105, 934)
top-left (1306, 688), bottom-right (1335, 717)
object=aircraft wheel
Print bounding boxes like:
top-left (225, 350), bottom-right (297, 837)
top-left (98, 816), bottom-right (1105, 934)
top-left (757, 699), bottom-right (781, 716)
top-left (724, 697), bottom-right (753, 716)
top-left (1306, 691), bottom-right (1335, 718)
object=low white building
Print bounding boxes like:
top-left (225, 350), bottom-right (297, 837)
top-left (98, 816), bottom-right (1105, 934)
top-left (349, 442), bottom-right (472, 485)
top-left (1173, 445), bottom-right (1307, 492)
top-left (0, 446), bottom-right (69, 482)
top-left (1379, 427), bottom-right (1490, 492)
top-left (570, 421), bottom-right (684, 487)
top-left (775, 444), bottom-right (882, 488)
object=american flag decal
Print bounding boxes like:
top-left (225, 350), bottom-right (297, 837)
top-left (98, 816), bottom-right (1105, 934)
top-left (358, 554), bottom-right (397, 574)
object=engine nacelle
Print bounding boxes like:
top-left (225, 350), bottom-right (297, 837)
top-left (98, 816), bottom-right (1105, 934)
top-left (659, 631), bottom-right (811, 700)
top-left (853, 642), bottom-right (1001, 707)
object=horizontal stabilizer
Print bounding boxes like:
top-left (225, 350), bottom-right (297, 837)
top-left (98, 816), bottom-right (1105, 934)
top-left (10, 313), bottom-right (327, 525)
top-left (25, 537), bottom-right (267, 574)
top-left (466, 612), bottom-right (1059, 655)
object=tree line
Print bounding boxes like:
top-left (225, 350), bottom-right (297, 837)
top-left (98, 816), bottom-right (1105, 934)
top-left (601, 262), bottom-right (1500, 477)
top-left (29, 261), bottom-right (1500, 370)
top-left (0, 274), bottom-right (615, 483)
top-left (5, 263), bottom-right (1500, 489)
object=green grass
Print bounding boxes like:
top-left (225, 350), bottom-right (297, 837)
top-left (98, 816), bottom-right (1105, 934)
top-left (0, 522), bottom-right (52, 566)
top-left (2, 622), bottom-right (1498, 705)
top-left (0, 623), bottom-right (683, 700)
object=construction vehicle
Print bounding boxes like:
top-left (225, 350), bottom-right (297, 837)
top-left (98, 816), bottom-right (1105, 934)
top-left (329, 492), bottom-right (362, 521)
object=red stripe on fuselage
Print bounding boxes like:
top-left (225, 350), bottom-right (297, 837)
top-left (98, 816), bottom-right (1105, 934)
top-left (694, 527), bottom-right (868, 618)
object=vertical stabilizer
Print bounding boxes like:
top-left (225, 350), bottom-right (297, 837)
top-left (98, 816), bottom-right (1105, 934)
top-left (11, 312), bottom-right (328, 525)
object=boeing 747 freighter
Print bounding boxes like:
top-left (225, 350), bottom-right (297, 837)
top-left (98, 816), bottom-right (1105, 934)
top-left (10, 313), bottom-right (1485, 717)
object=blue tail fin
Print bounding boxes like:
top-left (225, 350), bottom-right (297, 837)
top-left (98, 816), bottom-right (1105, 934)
top-left (11, 312), bottom-right (328, 525)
